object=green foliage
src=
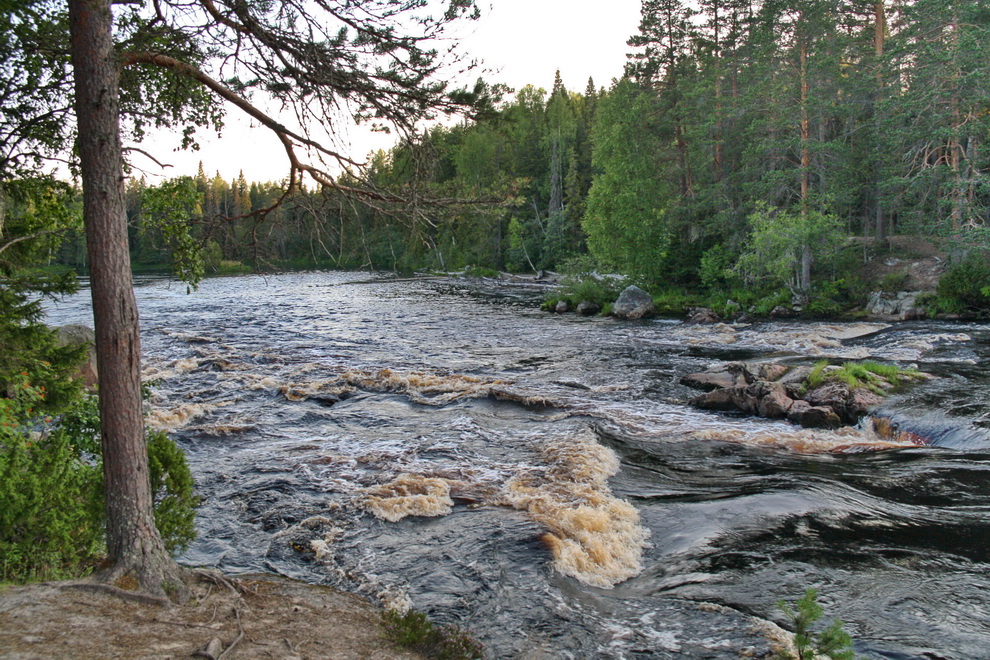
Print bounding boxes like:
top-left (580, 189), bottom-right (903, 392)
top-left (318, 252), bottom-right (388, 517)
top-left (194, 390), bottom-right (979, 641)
top-left (382, 609), bottom-right (483, 660)
top-left (140, 177), bottom-right (206, 287)
top-left (932, 251), bottom-right (990, 314)
top-left (776, 588), bottom-right (855, 660)
top-left (0, 384), bottom-right (104, 582)
top-left (651, 288), bottom-right (698, 316)
top-left (699, 244), bottom-right (742, 291)
top-left (551, 273), bottom-right (625, 310)
top-left (0, 382), bottom-right (199, 583)
top-left (583, 78), bottom-right (671, 284)
top-left (463, 265), bottom-right (500, 279)
top-left (736, 205), bottom-right (845, 299)
top-left (805, 360), bottom-right (921, 395)
top-left (147, 430), bottom-right (199, 555)
top-left (751, 289), bottom-right (793, 316)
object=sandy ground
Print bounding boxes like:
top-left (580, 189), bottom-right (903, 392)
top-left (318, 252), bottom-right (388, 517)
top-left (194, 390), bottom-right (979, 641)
top-left (0, 573), bottom-right (421, 660)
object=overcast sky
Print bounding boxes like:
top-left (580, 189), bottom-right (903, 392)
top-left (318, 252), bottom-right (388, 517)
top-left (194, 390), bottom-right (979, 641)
top-left (135, 1), bottom-right (643, 184)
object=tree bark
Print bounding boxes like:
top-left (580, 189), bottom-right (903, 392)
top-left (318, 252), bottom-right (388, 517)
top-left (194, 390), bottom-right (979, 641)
top-left (68, 0), bottom-right (186, 600)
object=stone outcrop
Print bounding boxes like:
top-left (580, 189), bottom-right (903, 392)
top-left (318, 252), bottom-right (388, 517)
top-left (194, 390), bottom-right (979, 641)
top-left (683, 361), bottom-right (901, 430)
top-left (611, 286), bottom-right (655, 320)
top-left (866, 291), bottom-right (927, 320)
top-left (55, 324), bottom-right (98, 390)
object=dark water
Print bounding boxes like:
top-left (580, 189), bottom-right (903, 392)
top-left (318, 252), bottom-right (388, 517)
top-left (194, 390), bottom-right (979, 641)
top-left (44, 272), bottom-right (990, 659)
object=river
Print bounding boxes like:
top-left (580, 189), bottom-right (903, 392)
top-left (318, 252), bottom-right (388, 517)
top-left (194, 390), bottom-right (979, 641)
top-left (43, 271), bottom-right (990, 659)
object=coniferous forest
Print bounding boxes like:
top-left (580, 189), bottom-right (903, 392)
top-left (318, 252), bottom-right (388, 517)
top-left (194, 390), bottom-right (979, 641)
top-left (44, 0), bottom-right (982, 316)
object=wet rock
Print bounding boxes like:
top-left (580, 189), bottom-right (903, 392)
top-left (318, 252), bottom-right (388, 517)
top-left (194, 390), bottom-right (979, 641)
top-left (787, 400), bottom-right (842, 429)
top-left (756, 363), bottom-right (791, 382)
top-left (55, 324), bottom-right (98, 390)
top-left (612, 285), bottom-right (655, 320)
top-left (776, 365), bottom-right (811, 388)
top-left (750, 381), bottom-right (794, 418)
top-left (686, 307), bottom-right (720, 324)
top-left (686, 360), bottom-right (891, 429)
top-left (576, 301), bottom-right (601, 316)
top-left (554, 300), bottom-right (570, 313)
top-left (690, 387), bottom-right (743, 412)
top-left (680, 370), bottom-right (738, 392)
top-left (804, 381), bottom-right (883, 424)
top-left (770, 305), bottom-right (798, 319)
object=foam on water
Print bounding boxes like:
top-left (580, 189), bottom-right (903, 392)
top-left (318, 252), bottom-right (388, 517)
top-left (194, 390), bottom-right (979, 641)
top-left (503, 430), bottom-right (650, 588)
top-left (361, 474), bottom-right (455, 522)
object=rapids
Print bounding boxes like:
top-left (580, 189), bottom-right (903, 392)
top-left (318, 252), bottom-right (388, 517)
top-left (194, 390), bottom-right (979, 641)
top-left (43, 271), bottom-right (990, 658)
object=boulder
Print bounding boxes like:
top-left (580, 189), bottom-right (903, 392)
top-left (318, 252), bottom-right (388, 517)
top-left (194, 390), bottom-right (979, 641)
top-left (756, 363), bottom-right (791, 382)
top-left (680, 370), bottom-right (738, 392)
top-left (749, 381), bottom-right (794, 418)
top-left (804, 381), bottom-right (882, 424)
top-left (554, 300), bottom-right (569, 313)
top-left (686, 307), bottom-right (720, 324)
top-left (55, 324), bottom-right (98, 390)
top-left (576, 301), bottom-right (601, 316)
top-left (690, 386), bottom-right (746, 412)
top-left (867, 290), bottom-right (927, 319)
top-left (612, 285), bottom-right (655, 320)
top-left (787, 400), bottom-right (842, 429)
top-left (770, 305), bottom-right (798, 319)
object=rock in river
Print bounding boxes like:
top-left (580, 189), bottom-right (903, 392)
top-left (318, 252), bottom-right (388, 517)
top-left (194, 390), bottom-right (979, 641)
top-left (612, 285), bottom-right (655, 320)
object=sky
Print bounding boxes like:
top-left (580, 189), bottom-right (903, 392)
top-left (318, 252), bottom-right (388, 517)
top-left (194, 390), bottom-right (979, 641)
top-left (135, 1), bottom-right (643, 184)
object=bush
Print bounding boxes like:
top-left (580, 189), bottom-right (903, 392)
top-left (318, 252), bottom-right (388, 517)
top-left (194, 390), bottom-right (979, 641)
top-left (776, 588), bottom-right (855, 660)
top-left (0, 389), bottom-right (199, 583)
top-left (0, 382), bottom-right (103, 582)
top-left (933, 251), bottom-right (990, 313)
top-left (544, 272), bottom-right (626, 313)
top-left (147, 430), bottom-right (199, 555)
top-left (382, 609), bottom-right (483, 660)
top-left (651, 287), bottom-right (697, 315)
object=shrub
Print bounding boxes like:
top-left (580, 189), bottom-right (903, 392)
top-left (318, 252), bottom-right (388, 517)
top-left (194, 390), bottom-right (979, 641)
top-left (0, 382), bottom-right (103, 582)
top-left (651, 287), bottom-right (697, 315)
top-left (147, 430), bottom-right (199, 555)
top-left (776, 588), bottom-right (855, 660)
top-left (0, 389), bottom-right (199, 583)
top-left (544, 272), bottom-right (626, 313)
top-left (382, 609), bottom-right (483, 660)
top-left (933, 251), bottom-right (990, 313)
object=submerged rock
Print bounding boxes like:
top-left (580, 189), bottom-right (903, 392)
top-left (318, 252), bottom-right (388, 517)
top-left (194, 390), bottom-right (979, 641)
top-left (612, 286), bottom-right (655, 320)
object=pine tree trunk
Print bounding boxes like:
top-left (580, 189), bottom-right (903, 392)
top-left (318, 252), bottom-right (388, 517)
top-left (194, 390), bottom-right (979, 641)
top-left (68, 0), bottom-right (186, 600)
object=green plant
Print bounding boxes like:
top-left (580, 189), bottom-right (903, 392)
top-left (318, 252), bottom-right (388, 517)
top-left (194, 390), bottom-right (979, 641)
top-left (464, 265), bottom-right (500, 279)
top-left (804, 360), bottom-right (920, 395)
top-left (147, 430), bottom-right (199, 555)
top-left (776, 588), bottom-right (855, 660)
top-left (0, 386), bottom-right (199, 583)
top-left (382, 609), bottom-right (483, 660)
top-left (0, 382), bottom-right (103, 582)
top-left (932, 251), bottom-right (990, 314)
top-left (879, 271), bottom-right (910, 293)
top-left (651, 287), bottom-right (698, 315)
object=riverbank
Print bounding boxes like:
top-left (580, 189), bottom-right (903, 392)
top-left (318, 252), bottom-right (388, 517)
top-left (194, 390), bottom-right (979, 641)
top-left (0, 573), bottom-right (421, 659)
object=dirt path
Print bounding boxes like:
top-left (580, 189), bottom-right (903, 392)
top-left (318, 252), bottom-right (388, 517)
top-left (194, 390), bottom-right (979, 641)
top-left (0, 573), bottom-right (421, 660)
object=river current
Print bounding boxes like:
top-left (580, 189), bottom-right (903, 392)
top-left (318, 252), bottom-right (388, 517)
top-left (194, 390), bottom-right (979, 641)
top-left (43, 271), bottom-right (990, 659)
